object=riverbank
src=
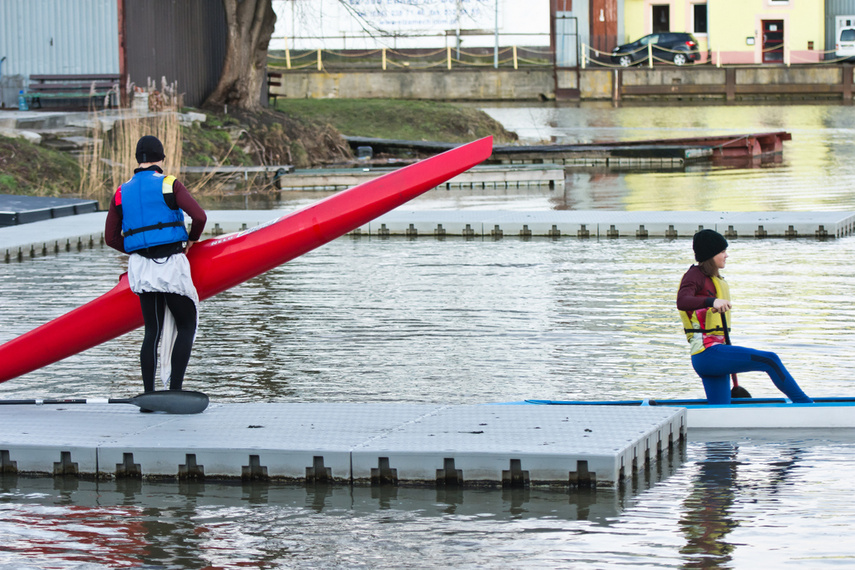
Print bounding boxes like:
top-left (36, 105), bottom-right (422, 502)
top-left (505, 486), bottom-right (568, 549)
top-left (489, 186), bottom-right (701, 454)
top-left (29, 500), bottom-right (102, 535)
top-left (0, 100), bottom-right (517, 199)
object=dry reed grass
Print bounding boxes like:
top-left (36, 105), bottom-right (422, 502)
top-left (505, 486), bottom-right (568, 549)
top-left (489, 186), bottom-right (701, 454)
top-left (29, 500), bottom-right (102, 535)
top-left (79, 78), bottom-right (186, 204)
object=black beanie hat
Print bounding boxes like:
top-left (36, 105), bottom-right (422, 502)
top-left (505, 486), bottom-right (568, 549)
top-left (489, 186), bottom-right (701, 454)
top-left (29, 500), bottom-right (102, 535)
top-left (693, 229), bottom-right (728, 262)
top-left (136, 135), bottom-right (165, 164)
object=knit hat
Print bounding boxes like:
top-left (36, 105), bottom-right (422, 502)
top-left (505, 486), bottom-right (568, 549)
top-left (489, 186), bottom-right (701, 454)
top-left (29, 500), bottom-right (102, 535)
top-left (693, 229), bottom-right (728, 262)
top-left (136, 135), bottom-right (165, 164)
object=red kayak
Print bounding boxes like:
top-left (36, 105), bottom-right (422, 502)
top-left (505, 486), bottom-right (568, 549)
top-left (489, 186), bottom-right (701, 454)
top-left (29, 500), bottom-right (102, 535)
top-left (0, 136), bottom-right (493, 383)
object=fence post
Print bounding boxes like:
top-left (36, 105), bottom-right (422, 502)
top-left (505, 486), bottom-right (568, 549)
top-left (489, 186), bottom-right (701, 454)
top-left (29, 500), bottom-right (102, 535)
top-left (648, 43), bottom-right (653, 68)
top-left (716, 48), bottom-right (720, 68)
top-left (581, 44), bottom-right (587, 69)
top-left (317, 49), bottom-right (322, 71)
top-left (285, 37), bottom-right (291, 69)
top-left (513, 45), bottom-right (518, 69)
top-left (382, 48), bottom-right (387, 70)
top-left (447, 46), bottom-right (452, 70)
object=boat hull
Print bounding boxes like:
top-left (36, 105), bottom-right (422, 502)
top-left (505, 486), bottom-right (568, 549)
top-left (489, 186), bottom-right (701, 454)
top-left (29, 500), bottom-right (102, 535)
top-left (524, 398), bottom-right (855, 429)
top-left (0, 137), bottom-right (493, 383)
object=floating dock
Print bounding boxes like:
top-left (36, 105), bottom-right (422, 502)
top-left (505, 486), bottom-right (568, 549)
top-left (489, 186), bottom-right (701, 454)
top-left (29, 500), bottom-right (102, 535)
top-left (180, 164), bottom-right (563, 191)
top-left (4, 209), bottom-right (855, 262)
top-left (0, 402), bottom-right (685, 487)
top-left (0, 194), bottom-right (98, 227)
top-left (274, 164), bottom-right (564, 191)
top-left (345, 132), bottom-right (791, 167)
top-left (353, 210), bottom-right (855, 239)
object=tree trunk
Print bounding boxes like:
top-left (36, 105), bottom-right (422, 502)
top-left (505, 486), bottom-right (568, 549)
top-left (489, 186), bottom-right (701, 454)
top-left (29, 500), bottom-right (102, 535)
top-left (204, 0), bottom-right (276, 111)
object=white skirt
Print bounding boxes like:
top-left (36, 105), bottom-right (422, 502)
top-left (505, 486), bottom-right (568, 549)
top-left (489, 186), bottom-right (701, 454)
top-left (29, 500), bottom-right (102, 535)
top-left (128, 252), bottom-right (199, 388)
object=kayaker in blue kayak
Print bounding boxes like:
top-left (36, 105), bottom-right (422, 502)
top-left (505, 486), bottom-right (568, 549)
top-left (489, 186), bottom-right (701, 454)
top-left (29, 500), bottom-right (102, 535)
top-left (677, 229), bottom-right (813, 405)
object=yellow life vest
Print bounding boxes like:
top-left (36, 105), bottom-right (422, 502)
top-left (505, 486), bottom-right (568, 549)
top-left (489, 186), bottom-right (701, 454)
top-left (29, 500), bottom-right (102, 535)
top-left (680, 275), bottom-right (731, 355)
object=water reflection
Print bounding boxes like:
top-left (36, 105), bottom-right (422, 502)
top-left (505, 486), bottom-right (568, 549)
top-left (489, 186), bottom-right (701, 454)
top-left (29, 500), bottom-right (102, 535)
top-left (679, 442), bottom-right (741, 567)
top-left (0, 475), bottom-right (651, 568)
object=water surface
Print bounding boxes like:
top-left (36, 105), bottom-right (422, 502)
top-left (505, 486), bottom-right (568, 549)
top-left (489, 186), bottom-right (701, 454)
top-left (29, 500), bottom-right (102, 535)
top-left (2, 102), bottom-right (855, 568)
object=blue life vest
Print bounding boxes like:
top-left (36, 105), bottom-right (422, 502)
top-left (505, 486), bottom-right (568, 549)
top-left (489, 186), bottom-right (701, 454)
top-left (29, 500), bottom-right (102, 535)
top-left (119, 171), bottom-right (189, 252)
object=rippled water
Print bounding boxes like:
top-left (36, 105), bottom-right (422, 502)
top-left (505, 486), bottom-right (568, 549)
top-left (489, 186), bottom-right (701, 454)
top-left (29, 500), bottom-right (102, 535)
top-left (3, 102), bottom-right (855, 568)
top-left (2, 237), bottom-right (855, 403)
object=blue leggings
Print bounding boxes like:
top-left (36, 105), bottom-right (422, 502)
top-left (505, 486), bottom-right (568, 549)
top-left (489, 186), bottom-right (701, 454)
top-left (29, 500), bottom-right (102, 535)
top-left (691, 344), bottom-right (813, 405)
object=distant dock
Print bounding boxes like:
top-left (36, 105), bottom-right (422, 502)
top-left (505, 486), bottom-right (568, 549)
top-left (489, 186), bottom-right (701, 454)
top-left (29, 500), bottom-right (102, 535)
top-left (4, 209), bottom-right (854, 262)
top-left (345, 131), bottom-right (791, 169)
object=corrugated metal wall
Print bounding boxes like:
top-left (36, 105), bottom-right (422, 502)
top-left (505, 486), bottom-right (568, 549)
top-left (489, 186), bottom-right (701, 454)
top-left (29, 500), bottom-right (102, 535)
top-left (124, 0), bottom-right (227, 107)
top-left (0, 0), bottom-right (120, 75)
top-left (827, 0), bottom-right (855, 51)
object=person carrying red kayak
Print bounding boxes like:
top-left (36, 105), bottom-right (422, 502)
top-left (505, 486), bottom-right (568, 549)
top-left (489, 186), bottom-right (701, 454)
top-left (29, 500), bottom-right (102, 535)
top-left (677, 229), bottom-right (813, 405)
top-left (105, 135), bottom-right (207, 396)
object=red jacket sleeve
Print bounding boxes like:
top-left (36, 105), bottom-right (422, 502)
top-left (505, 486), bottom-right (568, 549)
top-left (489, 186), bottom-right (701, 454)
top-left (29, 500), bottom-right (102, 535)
top-left (104, 188), bottom-right (126, 253)
top-left (172, 179), bottom-right (207, 241)
top-left (677, 265), bottom-right (717, 312)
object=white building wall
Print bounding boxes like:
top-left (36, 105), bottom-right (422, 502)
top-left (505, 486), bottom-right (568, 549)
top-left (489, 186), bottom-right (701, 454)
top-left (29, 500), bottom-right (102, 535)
top-left (271, 0), bottom-right (550, 50)
top-left (0, 0), bottom-right (119, 76)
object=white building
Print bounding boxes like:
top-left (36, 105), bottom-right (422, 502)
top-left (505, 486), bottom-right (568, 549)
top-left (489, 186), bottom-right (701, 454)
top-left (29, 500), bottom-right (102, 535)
top-left (271, 0), bottom-right (550, 51)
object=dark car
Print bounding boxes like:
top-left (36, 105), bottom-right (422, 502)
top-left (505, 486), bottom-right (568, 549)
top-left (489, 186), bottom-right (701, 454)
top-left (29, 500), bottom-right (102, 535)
top-left (611, 32), bottom-right (701, 66)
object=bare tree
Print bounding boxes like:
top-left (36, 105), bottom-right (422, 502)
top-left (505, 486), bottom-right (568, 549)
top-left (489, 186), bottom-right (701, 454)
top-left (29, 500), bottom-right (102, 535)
top-left (204, 0), bottom-right (277, 111)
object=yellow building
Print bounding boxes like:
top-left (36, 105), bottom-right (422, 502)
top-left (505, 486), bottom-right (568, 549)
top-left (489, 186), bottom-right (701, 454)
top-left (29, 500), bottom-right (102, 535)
top-left (622, 1), bottom-right (825, 65)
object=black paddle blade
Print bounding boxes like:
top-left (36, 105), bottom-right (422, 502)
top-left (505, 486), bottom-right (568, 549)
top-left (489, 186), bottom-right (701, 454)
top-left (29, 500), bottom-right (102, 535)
top-left (128, 390), bottom-right (209, 414)
top-left (731, 385), bottom-right (752, 399)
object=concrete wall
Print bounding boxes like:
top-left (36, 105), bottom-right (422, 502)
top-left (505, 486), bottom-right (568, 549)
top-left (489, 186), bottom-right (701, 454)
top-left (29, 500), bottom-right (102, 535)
top-left (270, 69), bottom-right (555, 101)
top-left (269, 66), bottom-right (853, 102)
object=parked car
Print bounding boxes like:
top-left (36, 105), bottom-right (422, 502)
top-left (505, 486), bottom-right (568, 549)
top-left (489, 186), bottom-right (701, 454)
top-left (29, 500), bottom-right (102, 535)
top-left (611, 32), bottom-right (701, 67)
top-left (836, 27), bottom-right (855, 61)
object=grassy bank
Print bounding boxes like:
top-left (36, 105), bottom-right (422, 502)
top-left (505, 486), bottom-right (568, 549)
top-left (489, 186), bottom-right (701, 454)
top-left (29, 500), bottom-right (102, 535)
top-left (1, 99), bottom-right (517, 198)
top-left (0, 136), bottom-right (80, 197)
top-left (273, 99), bottom-right (517, 143)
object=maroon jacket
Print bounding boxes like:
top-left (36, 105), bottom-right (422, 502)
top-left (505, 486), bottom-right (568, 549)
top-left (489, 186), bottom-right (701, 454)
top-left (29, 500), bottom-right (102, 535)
top-left (105, 166), bottom-right (206, 254)
top-left (677, 264), bottom-right (718, 313)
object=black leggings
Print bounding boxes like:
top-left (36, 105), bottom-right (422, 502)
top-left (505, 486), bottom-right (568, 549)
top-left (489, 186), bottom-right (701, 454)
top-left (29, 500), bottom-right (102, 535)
top-left (139, 292), bottom-right (197, 392)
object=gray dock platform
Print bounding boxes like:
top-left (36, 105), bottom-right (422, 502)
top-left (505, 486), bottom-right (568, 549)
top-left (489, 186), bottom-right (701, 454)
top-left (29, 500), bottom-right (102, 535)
top-left (0, 402), bottom-right (685, 487)
top-left (0, 194), bottom-right (98, 227)
top-left (355, 210), bottom-right (855, 239)
top-left (274, 164), bottom-right (565, 191)
top-left (4, 209), bottom-right (854, 262)
top-left (179, 164), bottom-right (564, 192)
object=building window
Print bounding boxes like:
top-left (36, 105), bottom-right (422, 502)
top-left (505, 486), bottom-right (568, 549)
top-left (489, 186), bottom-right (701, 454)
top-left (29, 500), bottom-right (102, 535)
top-left (693, 4), bottom-right (708, 35)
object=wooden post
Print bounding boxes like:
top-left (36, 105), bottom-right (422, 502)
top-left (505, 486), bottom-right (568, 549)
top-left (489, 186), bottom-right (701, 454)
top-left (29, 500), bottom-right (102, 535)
top-left (716, 48), bottom-right (720, 68)
top-left (581, 44), bottom-right (587, 69)
top-left (648, 43), bottom-right (653, 68)
top-left (447, 46), bottom-right (452, 69)
top-left (382, 48), bottom-right (387, 70)
top-left (285, 37), bottom-right (291, 69)
top-left (513, 45), bottom-right (518, 69)
top-left (317, 49), bottom-right (322, 70)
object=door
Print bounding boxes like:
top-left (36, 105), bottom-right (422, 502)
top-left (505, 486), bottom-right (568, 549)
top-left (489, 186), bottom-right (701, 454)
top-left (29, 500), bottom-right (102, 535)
top-left (555, 12), bottom-right (579, 67)
top-left (652, 5), bottom-right (670, 34)
top-left (762, 20), bottom-right (784, 63)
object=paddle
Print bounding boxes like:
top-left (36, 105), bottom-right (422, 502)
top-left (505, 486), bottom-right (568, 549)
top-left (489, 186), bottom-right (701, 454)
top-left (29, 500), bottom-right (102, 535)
top-left (720, 312), bottom-right (751, 399)
top-left (0, 390), bottom-right (209, 414)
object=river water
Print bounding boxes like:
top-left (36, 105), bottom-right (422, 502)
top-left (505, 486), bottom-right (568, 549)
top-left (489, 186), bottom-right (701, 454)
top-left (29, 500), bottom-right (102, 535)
top-left (2, 102), bottom-right (855, 568)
